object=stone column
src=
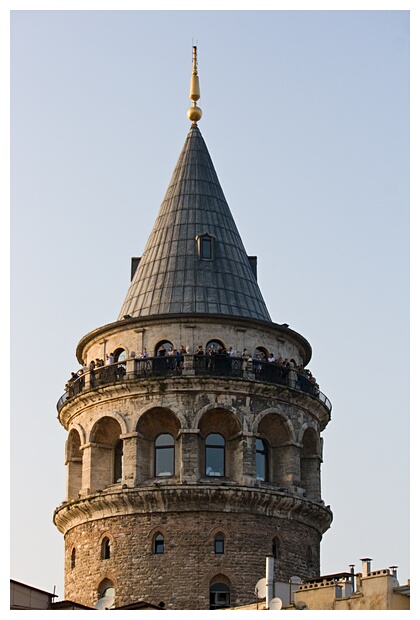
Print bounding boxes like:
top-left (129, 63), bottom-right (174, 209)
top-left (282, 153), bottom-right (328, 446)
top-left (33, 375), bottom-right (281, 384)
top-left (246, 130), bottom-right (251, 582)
top-left (120, 432), bottom-right (140, 487)
top-left (179, 430), bottom-right (200, 482)
top-left (277, 442), bottom-right (301, 489)
top-left (240, 432), bottom-right (256, 485)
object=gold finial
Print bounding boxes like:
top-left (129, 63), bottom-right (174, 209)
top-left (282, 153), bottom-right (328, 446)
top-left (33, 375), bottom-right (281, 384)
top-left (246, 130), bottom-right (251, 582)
top-left (188, 45), bottom-right (202, 123)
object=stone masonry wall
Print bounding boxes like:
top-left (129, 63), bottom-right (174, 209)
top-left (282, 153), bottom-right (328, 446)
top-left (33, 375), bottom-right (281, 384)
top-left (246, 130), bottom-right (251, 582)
top-left (64, 509), bottom-right (321, 610)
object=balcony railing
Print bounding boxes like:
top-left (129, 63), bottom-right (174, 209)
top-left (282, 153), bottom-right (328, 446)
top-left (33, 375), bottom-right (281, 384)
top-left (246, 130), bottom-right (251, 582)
top-left (57, 356), bottom-right (331, 413)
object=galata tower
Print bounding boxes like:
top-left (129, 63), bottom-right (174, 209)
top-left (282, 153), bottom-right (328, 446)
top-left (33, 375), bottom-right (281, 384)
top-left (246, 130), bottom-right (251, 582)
top-left (53, 47), bottom-right (333, 611)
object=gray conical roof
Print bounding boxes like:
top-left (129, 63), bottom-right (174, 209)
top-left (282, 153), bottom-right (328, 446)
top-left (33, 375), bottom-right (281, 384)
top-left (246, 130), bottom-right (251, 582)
top-left (118, 124), bottom-right (271, 321)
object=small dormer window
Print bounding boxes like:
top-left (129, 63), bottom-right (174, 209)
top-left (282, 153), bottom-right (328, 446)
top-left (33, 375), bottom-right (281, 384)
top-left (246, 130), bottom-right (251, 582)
top-left (197, 233), bottom-right (214, 260)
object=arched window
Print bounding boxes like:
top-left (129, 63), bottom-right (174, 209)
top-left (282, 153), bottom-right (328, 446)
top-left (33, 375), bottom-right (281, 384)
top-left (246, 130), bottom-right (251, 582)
top-left (214, 533), bottom-right (225, 554)
top-left (155, 434), bottom-right (175, 476)
top-left (205, 433), bottom-right (225, 476)
top-left (113, 439), bottom-right (123, 483)
top-left (210, 582), bottom-right (230, 610)
top-left (154, 340), bottom-right (174, 357)
top-left (272, 537), bottom-right (280, 559)
top-left (254, 346), bottom-right (268, 360)
top-left (307, 545), bottom-right (313, 566)
top-left (113, 348), bottom-right (126, 363)
top-left (96, 584), bottom-right (115, 609)
top-left (205, 339), bottom-right (226, 354)
top-left (256, 438), bottom-right (268, 482)
top-left (70, 547), bottom-right (76, 569)
top-left (154, 533), bottom-right (164, 554)
top-left (101, 537), bottom-right (111, 560)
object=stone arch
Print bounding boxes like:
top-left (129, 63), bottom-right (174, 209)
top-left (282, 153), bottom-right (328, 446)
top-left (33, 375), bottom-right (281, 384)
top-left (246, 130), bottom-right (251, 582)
top-left (271, 532), bottom-right (284, 560)
top-left (135, 403), bottom-right (188, 430)
top-left (135, 407), bottom-right (181, 482)
top-left (194, 403), bottom-right (243, 431)
top-left (96, 575), bottom-right (117, 607)
top-left (209, 573), bottom-right (232, 610)
top-left (112, 347), bottom-right (127, 363)
top-left (88, 417), bottom-right (123, 491)
top-left (300, 426), bottom-right (321, 500)
top-left (256, 410), bottom-right (295, 488)
top-left (252, 408), bottom-right (294, 438)
top-left (66, 427), bottom-right (83, 501)
top-left (197, 407), bottom-right (242, 481)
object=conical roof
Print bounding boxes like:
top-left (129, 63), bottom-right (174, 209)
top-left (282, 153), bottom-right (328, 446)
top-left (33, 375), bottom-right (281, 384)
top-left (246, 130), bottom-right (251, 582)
top-left (118, 123), bottom-right (271, 322)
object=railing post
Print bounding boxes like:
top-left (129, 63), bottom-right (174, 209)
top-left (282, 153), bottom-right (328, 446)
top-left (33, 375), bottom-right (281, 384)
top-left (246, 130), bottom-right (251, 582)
top-left (182, 353), bottom-right (195, 376)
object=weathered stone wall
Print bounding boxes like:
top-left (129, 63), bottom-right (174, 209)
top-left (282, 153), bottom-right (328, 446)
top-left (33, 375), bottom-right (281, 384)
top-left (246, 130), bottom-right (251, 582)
top-left (55, 314), bottom-right (332, 611)
top-left (64, 509), bottom-right (321, 609)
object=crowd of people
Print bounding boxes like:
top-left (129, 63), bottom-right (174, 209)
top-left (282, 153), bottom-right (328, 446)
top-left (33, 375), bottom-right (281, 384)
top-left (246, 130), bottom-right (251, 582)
top-left (64, 344), bottom-right (319, 393)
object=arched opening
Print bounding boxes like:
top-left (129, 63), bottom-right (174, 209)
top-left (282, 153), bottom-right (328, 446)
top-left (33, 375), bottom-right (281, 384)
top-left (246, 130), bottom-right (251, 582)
top-left (113, 439), bottom-right (123, 483)
top-left (70, 547), bottom-right (76, 569)
top-left (90, 417), bottom-right (123, 490)
top-left (101, 537), bottom-right (111, 560)
top-left (206, 339), bottom-right (226, 354)
top-left (155, 433), bottom-right (175, 476)
top-left (97, 580), bottom-right (115, 609)
top-left (257, 413), bottom-right (293, 488)
top-left (272, 537), bottom-right (281, 559)
top-left (254, 346), bottom-right (268, 360)
top-left (154, 340), bottom-right (174, 357)
top-left (66, 428), bottom-right (82, 501)
top-left (113, 348), bottom-right (126, 363)
top-left (256, 437), bottom-right (269, 482)
top-left (205, 433), bottom-right (225, 476)
top-left (214, 533), bottom-right (225, 554)
top-left (198, 408), bottom-right (242, 481)
top-left (153, 533), bottom-right (165, 554)
top-left (136, 408), bottom-right (181, 483)
top-left (209, 580), bottom-right (231, 610)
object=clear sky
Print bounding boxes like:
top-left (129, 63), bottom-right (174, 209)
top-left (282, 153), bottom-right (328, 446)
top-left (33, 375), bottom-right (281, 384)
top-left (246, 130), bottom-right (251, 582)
top-left (6, 1), bottom-right (413, 612)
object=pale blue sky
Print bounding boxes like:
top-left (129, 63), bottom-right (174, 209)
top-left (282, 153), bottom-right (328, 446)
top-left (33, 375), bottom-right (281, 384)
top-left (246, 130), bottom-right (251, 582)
top-left (7, 3), bottom-right (413, 607)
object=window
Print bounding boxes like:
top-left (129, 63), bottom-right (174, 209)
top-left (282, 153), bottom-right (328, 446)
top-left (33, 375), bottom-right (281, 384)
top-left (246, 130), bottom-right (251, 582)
top-left (272, 537), bottom-right (280, 559)
top-left (101, 537), bottom-right (111, 560)
top-left (154, 340), bottom-right (174, 357)
top-left (256, 438), bottom-right (268, 482)
top-left (70, 547), bottom-right (76, 569)
top-left (154, 533), bottom-right (164, 554)
top-left (197, 233), bottom-right (214, 260)
top-left (206, 339), bottom-right (225, 354)
top-left (214, 533), bottom-right (225, 554)
top-left (254, 346), bottom-right (268, 361)
top-left (113, 439), bottom-right (123, 483)
top-left (155, 434), bottom-right (175, 476)
top-left (114, 348), bottom-right (126, 363)
top-left (205, 433), bottom-right (225, 476)
top-left (210, 583), bottom-right (230, 609)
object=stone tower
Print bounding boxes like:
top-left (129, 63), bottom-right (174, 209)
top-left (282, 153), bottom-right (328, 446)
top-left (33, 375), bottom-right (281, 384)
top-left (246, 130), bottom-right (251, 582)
top-left (53, 48), bottom-right (333, 610)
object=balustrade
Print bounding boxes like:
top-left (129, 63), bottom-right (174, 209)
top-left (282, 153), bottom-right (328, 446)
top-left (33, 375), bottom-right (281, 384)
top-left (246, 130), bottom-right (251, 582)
top-left (57, 356), bottom-right (331, 413)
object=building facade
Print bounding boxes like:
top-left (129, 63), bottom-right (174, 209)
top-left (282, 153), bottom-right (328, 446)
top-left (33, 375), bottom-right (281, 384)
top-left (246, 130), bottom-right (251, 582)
top-left (53, 48), bottom-right (333, 610)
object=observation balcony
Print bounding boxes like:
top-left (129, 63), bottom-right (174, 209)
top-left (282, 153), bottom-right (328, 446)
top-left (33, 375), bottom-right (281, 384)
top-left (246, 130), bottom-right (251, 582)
top-left (57, 355), bottom-right (332, 414)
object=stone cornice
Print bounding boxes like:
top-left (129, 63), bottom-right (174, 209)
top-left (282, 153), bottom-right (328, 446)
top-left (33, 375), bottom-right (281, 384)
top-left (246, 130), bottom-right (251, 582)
top-left (75, 313), bottom-right (312, 366)
top-left (53, 485), bottom-right (333, 536)
top-left (58, 374), bottom-right (331, 431)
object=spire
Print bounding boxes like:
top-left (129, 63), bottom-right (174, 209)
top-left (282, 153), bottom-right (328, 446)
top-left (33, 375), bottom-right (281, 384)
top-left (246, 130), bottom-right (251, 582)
top-left (187, 45), bottom-right (202, 124)
top-left (118, 49), bottom-right (271, 322)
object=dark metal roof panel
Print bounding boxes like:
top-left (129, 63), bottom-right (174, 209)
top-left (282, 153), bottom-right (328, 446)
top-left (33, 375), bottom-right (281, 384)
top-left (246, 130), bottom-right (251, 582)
top-left (118, 124), bottom-right (271, 321)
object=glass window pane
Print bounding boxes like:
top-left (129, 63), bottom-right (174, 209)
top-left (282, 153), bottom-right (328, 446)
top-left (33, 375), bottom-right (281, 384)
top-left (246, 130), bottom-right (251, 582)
top-left (206, 433), bottom-right (224, 446)
top-left (201, 237), bottom-right (212, 259)
top-left (156, 433), bottom-right (174, 447)
top-left (156, 447), bottom-right (174, 476)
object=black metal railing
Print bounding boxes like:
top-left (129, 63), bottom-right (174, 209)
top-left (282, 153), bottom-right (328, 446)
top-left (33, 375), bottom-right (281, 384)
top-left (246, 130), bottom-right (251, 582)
top-left (193, 354), bottom-right (243, 377)
top-left (57, 357), bottom-right (331, 413)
